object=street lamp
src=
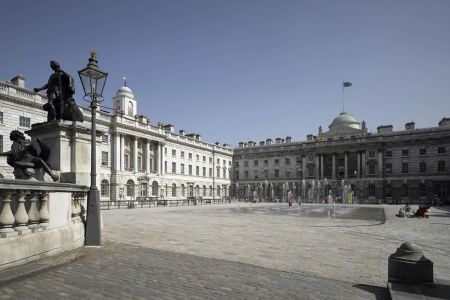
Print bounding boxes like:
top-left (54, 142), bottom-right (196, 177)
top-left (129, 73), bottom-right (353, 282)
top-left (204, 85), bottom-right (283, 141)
top-left (78, 51), bottom-right (108, 246)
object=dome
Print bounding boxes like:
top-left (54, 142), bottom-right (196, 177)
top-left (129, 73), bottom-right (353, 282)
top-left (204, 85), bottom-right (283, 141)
top-left (331, 112), bottom-right (359, 126)
top-left (117, 85), bottom-right (133, 94)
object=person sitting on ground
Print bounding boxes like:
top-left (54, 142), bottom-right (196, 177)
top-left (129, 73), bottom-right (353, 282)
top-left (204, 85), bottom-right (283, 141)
top-left (396, 207), bottom-right (405, 217)
top-left (414, 205), bottom-right (430, 218)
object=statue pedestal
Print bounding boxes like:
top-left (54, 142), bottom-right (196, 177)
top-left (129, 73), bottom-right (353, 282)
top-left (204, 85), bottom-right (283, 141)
top-left (26, 120), bottom-right (103, 186)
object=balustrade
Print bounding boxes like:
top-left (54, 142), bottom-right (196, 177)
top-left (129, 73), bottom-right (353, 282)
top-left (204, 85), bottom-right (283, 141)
top-left (0, 181), bottom-right (88, 239)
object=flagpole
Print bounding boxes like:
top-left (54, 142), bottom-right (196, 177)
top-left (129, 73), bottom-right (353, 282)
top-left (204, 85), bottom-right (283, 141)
top-left (342, 81), bottom-right (345, 113)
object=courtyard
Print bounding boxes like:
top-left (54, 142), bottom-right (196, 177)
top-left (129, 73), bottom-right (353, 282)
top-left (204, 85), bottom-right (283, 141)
top-left (0, 203), bottom-right (449, 299)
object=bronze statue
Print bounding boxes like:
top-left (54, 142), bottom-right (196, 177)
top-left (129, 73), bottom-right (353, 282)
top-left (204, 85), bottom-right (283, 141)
top-left (0, 130), bottom-right (59, 181)
top-left (34, 60), bottom-right (84, 122)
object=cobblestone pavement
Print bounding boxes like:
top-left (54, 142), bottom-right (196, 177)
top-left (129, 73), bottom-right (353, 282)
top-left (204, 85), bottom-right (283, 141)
top-left (0, 203), bottom-right (448, 299)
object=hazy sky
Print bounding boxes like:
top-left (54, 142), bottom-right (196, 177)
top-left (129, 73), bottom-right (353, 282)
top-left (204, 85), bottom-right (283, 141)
top-left (1, 0), bottom-right (449, 145)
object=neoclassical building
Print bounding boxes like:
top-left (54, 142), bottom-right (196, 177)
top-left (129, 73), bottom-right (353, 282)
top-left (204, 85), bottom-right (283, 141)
top-left (0, 75), bottom-right (233, 202)
top-left (234, 112), bottom-right (450, 204)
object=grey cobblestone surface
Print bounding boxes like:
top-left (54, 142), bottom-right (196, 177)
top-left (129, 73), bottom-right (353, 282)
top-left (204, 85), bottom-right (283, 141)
top-left (0, 203), bottom-right (448, 299)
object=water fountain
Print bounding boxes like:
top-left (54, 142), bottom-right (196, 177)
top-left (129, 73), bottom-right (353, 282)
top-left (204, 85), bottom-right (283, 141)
top-left (310, 180), bottom-right (315, 203)
top-left (270, 183), bottom-right (274, 202)
top-left (302, 179), bottom-right (306, 202)
top-left (247, 184), bottom-right (250, 202)
top-left (317, 180), bottom-right (321, 203)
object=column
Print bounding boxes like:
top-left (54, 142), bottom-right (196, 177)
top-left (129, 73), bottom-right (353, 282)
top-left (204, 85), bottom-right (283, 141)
top-left (145, 139), bottom-right (150, 174)
top-left (154, 141), bottom-right (159, 174)
top-left (361, 152), bottom-right (366, 177)
top-left (133, 137), bottom-right (138, 173)
top-left (357, 152), bottom-right (361, 178)
top-left (320, 154), bottom-right (324, 179)
top-left (378, 150), bottom-right (383, 176)
top-left (160, 143), bottom-right (164, 175)
top-left (120, 134), bottom-right (124, 171)
top-left (314, 155), bottom-right (319, 178)
top-left (344, 152), bottom-right (348, 179)
top-left (332, 153), bottom-right (336, 180)
top-left (302, 155), bottom-right (307, 178)
top-left (114, 133), bottom-right (121, 172)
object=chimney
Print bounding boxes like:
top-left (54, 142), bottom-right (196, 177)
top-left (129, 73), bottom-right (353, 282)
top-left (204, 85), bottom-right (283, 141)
top-left (238, 142), bottom-right (244, 148)
top-left (11, 74), bottom-right (25, 88)
top-left (179, 130), bottom-right (185, 136)
top-left (275, 138), bottom-right (282, 144)
top-left (438, 117), bottom-right (450, 127)
top-left (163, 124), bottom-right (174, 133)
top-left (215, 142), bottom-right (220, 146)
top-left (377, 125), bottom-right (393, 134)
top-left (195, 134), bottom-right (202, 141)
top-left (259, 141), bottom-right (265, 146)
top-left (266, 138), bottom-right (272, 145)
top-left (307, 134), bottom-right (314, 141)
top-left (286, 136), bottom-right (292, 143)
top-left (405, 122), bottom-right (415, 130)
top-left (186, 133), bottom-right (196, 139)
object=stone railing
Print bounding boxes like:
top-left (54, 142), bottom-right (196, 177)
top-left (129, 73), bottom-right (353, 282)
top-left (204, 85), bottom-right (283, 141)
top-left (0, 179), bottom-right (88, 239)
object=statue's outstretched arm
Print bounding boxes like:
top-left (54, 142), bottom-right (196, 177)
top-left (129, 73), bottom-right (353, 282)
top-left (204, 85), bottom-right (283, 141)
top-left (33, 83), bottom-right (48, 93)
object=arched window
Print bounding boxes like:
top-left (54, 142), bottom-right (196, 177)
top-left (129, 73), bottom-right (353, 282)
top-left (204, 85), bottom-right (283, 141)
top-left (128, 101), bottom-right (134, 116)
top-left (195, 185), bottom-right (200, 197)
top-left (181, 184), bottom-right (185, 197)
top-left (140, 183), bottom-right (148, 197)
top-left (172, 183), bottom-right (177, 197)
top-left (101, 179), bottom-right (110, 197)
top-left (217, 185), bottom-right (221, 197)
top-left (126, 179), bottom-right (135, 197)
top-left (223, 186), bottom-right (227, 197)
top-left (202, 185), bottom-right (206, 197)
top-left (151, 181), bottom-right (159, 196)
top-left (165, 184), bottom-right (168, 197)
top-left (209, 186), bottom-right (213, 196)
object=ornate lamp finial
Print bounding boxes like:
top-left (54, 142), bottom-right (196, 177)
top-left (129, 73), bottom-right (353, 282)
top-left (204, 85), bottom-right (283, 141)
top-left (122, 76), bottom-right (127, 86)
top-left (90, 50), bottom-right (97, 60)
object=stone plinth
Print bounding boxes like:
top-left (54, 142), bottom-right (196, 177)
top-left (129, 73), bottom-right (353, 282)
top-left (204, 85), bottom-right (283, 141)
top-left (26, 120), bottom-right (103, 186)
top-left (388, 241), bottom-right (434, 284)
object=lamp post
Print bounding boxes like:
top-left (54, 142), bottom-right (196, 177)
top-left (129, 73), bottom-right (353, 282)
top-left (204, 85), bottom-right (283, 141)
top-left (78, 51), bottom-right (108, 246)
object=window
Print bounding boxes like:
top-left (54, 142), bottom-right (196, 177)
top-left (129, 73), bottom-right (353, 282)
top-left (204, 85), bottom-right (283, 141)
top-left (101, 151), bottom-right (108, 166)
top-left (244, 161), bottom-right (249, 167)
top-left (203, 156), bottom-right (206, 162)
top-left (254, 160), bottom-right (258, 166)
top-left (102, 135), bottom-right (109, 143)
top-left (244, 170), bottom-right (249, 178)
top-left (137, 156), bottom-right (142, 170)
top-left (196, 166), bottom-right (199, 176)
top-left (172, 162), bottom-right (176, 173)
top-left (140, 183), bottom-right (148, 197)
top-left (19, 116), bottom-right (30, 128)
top-left (235, 161), bottom-right (239, 167)
top-left (419, 184), bottom-right (427, 197)
top-left (0, 135), bottom-right (3, 153)
top-left (164, 161), bottom-right (167, 173)
top-left (385, 184), bottom-right (392, 197)
top-left (172, 184), bottom-right (177, 197)
top-left (164, 147), bottom-right (167, 155)
top-left (308, 165), bottom-right (314, 177)
top-left (209, 168), bottom-right (212, 177)
top-left (402, 162), bottom-right (409, 174)
top-left (126, 180), bottom-right (135, 197)
top-left (101, 180), bottom-right (109, 197)
top-left (438, 161), bottom-right (446, 172)
top-left (368, 184), bottom-right (376, 197)
top-left (385, 151), bottom-right (392, 157)
top-left (296, 170), bottom-right (302, 178)
top-left (254, 170), bottom-right (258, 179)
top-left (235, 171), bottom-right (240, 179)
top-left (217, 168), bottom-right (220, 178)
top-left (181, 185), bottom-right (185, 197)
top-left (368, 151), bottom-right (375, 158)
top-left (274, 159), bottom-right (280, 164)
top-left (209, 186), bottom-right (213, 196)
top-left (385, 163), bottom-right (392, 175)
top-left (217, 158), bottom-right (220, 164)
top-left (264, 160), bottom-right (268, 165)
top-left (286, 171), bottom-right (291, 178)
top-left (124, 154), bottom-right (129, 170)
top-left (285, 158), bottom-right (291, 164)
top-left (223, 169), bottom-right (226, 178)
top-left (203, 186), bottom-right (207, 197)
top-left (189, 165), bottom-right (192, 175)
top-left (228, 161), bottom-right (231, 166)
top-left (223, 160), bottom-right (226, 165)
top-left (402, 149), bottom-right (409, 157)
top-left (189, 153), bottom-right (192, 159)
top-left (181, 164), bottom-right (185, 174)
top-left (420, 161), bottom-right (426, 173)
top-left (181, 151), bottom-right (185, 158)
top-left (308, 154), bottom-right (314, 161)
top-left (368, 163), bottom-right (376, 175)
top-left (209, 157), bottom-right (212, 163)
top-left (196, 154), bottom-right (199, 161)
top-left (172, 149), bottom-right (176, 156)
top-left (419, 148), bottom-right (427, 156)
top-left (274, 169), bottom-right (279, 178)
top-left (264, 170), bottom-right (269, 178)
top-left (203, 167), bottom-right (206, 177)
top-left (438, 147), bottom-right (446, 154)
top-left (0, 111), bottom-right (3, 124)
top-left (401, 184), bottom-right (409, 197)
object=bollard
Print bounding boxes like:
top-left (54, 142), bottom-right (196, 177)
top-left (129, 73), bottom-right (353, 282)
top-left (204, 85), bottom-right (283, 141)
top-left (388, 241), bottom-right (434, 284)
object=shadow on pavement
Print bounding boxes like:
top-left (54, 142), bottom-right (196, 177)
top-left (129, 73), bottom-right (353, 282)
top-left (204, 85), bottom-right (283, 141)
top-left (353, 284), bottom-right (389, 300)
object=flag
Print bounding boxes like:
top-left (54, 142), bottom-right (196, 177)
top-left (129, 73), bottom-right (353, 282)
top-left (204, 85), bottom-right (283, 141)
top-left (343, 81), bottom-right (352, 88)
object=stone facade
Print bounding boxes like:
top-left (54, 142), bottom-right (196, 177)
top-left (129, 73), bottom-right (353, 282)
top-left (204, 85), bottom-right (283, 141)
top-left (0, 77), bottom-right (233, 202)
top-left (235, 113), bottom-right (450, 204)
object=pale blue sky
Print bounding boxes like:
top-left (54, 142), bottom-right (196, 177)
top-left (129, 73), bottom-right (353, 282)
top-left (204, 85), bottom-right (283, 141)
top-left (1, 0), bottom-right (449, 145)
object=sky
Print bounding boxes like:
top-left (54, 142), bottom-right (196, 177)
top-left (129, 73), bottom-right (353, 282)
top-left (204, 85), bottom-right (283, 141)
top-left (1, 0), bottom-right (449, 146)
